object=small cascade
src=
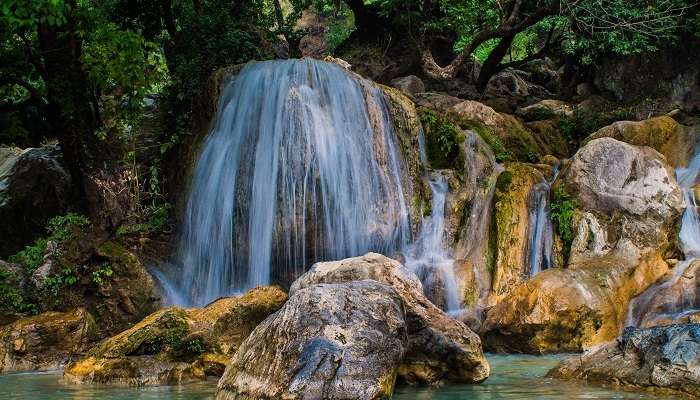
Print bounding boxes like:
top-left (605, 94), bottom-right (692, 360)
top-left (627, 149), bottom-right (700, 326)
top-left (168, 59), bottom-right (413, 306)
top-left (526, 165), bottom-right (558, 277)
top-left (403, 173), bottom-right (461, 312)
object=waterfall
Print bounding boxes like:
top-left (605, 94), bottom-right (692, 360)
top-left (403, 173), bottom-right (461, 311)
top-left (626, 149), bottom-right (700, 326)
top-left (526, 165), bottom-right (558, 277)
top-left (169, 59), bottom-right (412, 306)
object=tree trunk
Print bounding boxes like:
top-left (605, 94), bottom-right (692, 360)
top-left (37, 3), bottom-right (127, 231)
top-left (476, 34), bottom-right (516, 91)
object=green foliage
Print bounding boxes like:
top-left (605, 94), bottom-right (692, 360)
top-left (185, 338), bottom-right (206, 355)
top-left (496, 170), bottom-right (513, 192)
top-left (551, 187), bottom-right (576, 258)
top-left (44, 267), bottom-right (79, 296)
top-left (117, 203), bottom-right (171, 236)
top-left (419, 109), bottom-right (464, 169)
top-left (9, 213), bottom-right (90, 272)
top-left (557, 108), bottom-right (636, 144)
top-left (92, 264), bottom-right (113, 287)
top-left (0, 269), bottom-right (37, 315)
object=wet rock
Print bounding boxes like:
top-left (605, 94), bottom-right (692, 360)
top-left (449, 100), bottom-right (565, 161)
top-left (215, 281), bottom-right (408, 400)
top-left (481, 254), bottom-right (670, 352)
top-left (489, 163), bottom-right (548, 305)
top-left (0, 308), bottom-right (94, 373)
top-left (549, 324), bottom-right (700, 397)
top-left (289, 253), bottom-right (489, 385)
top-left (64, 286), bottom-right (287, 386)
top-left (0, 145), bottom-right (72, 256)
top-left (588, 116), bottom-right (700, 168)
top-left (481, 138), bottom-right (684, 352)
top-left (390, 75), bottom-right (425, 96)
top-left (560, 137), bottom-right (683, 265)
top-left (630, 260), bottom-right (700, 328)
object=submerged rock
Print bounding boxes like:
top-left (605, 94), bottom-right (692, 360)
top-left (216, 281), bottom-right (407, 400)
top-left (64, 286), bottom-right (287, 386)
top-left (549, 324), bottom-right (700, 397)
top-left (0, 308), bottom-right (94, 373)
top-left (289, 253), bottom-right (489, 385)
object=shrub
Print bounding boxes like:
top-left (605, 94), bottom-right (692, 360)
top-left (419, 109), bottom-right (465, 169)
top-left (551, 188), bottom-right (577, 258)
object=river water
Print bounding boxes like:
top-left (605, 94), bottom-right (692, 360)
top-left (0, 354), bottom-right (676, 399)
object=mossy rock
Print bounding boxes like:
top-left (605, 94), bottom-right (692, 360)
top-left (64, 286), bottom-right (288, 386)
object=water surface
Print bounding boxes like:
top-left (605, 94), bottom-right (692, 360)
top-left (0, 354), bottom-right (677, 399)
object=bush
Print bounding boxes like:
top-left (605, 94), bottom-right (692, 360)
top-left (551, 188), bottom-right (577, 259)
top-left (9, 213), bottom-right (91, 272)
top-left (419, 109), bottom-right (465, 169)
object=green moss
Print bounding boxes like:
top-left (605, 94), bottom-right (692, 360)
top-left (557, 108), bottom-right (636, 145)
top-left (458, 119), bottom-right (513, 163)
top-left (419, 109), bottom-right (465, 170)
top-left (551, 188), bottom-right (577, 259)
top-left (496, 170), bottom-right (513, 192)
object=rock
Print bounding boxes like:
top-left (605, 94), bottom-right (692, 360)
top-left (390, 75), bottom-right (425, 96)
top-left (413, 92), bottom-right (463, 110)
top-left (299, 33), bottom-right (328, 58)
top-left (593, 37), bottom-right (700, 113)
top-left (481, 254), bottom-right (670, 352)
top-left (0, 145), bottom-right (73, 257)
top-left (450, 100), bottom-right (562, 161)
top-left (549, 324), bottom-right (700, 397)
top-left (64, 286), bottom-right (287, 386)
top-left (525, 119), bottom-right (570, 158)
top-left (0, 308), bottom-right (94, 373)
top-left (481, 138), bottom-right (684, 352)
top-left (522, 58), bottom-right (561, 93)
top-left (516, 100), bottom-right (573, 122)
top-left (489, 163), bottom-right (548, 305)
top-left (560, 138), bottom-right (683, 265)
top-left (588, 116), bottom-right (700, 168)
top-left (215, 281), bottom-right (408, 400)
top-left (485, 68), bottom-right (531, 98)
top-left (289, 253), bottom-right (489, 385)
top-left (629, 260), bottom-right (700, 328)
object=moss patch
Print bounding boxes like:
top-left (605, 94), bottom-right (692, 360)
top-left (419, 108), bottom-right (465, 170)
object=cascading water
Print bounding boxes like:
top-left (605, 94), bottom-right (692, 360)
top-left (627, 148), bottom-right (700, 326)
top-left (403, 172), bottom-right (461, 311)
top-left (526, 165), bottom-right (558, 277)
top-left (167, 59), bottom-right (413, 306)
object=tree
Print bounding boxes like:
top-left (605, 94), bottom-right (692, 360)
top-left (344, 0), bottom-right (694, 89)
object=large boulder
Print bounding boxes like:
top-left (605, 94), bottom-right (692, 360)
top-left (549, 324), bottom-right (700, 397)
top-left (481, 254), bottom-right (670, 352)
top-left (587, 116), bottom-right (700, 168)
top-left (0, 145), bottom-right (72, 256)
top-left (560, 137), bottom-right (683, 265)
top-left (449, 100), bottom-right (566, 161)
top-left (289, 253), bottom-right (489, 385)
top-left (481, 138), bottom-right (684, 352)
top-left (0, 308), bottom-right (94, 373)
top-left (64, 286), bottom-right (287, 386)
top-left (216, 281), bottom-right (408, 400)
